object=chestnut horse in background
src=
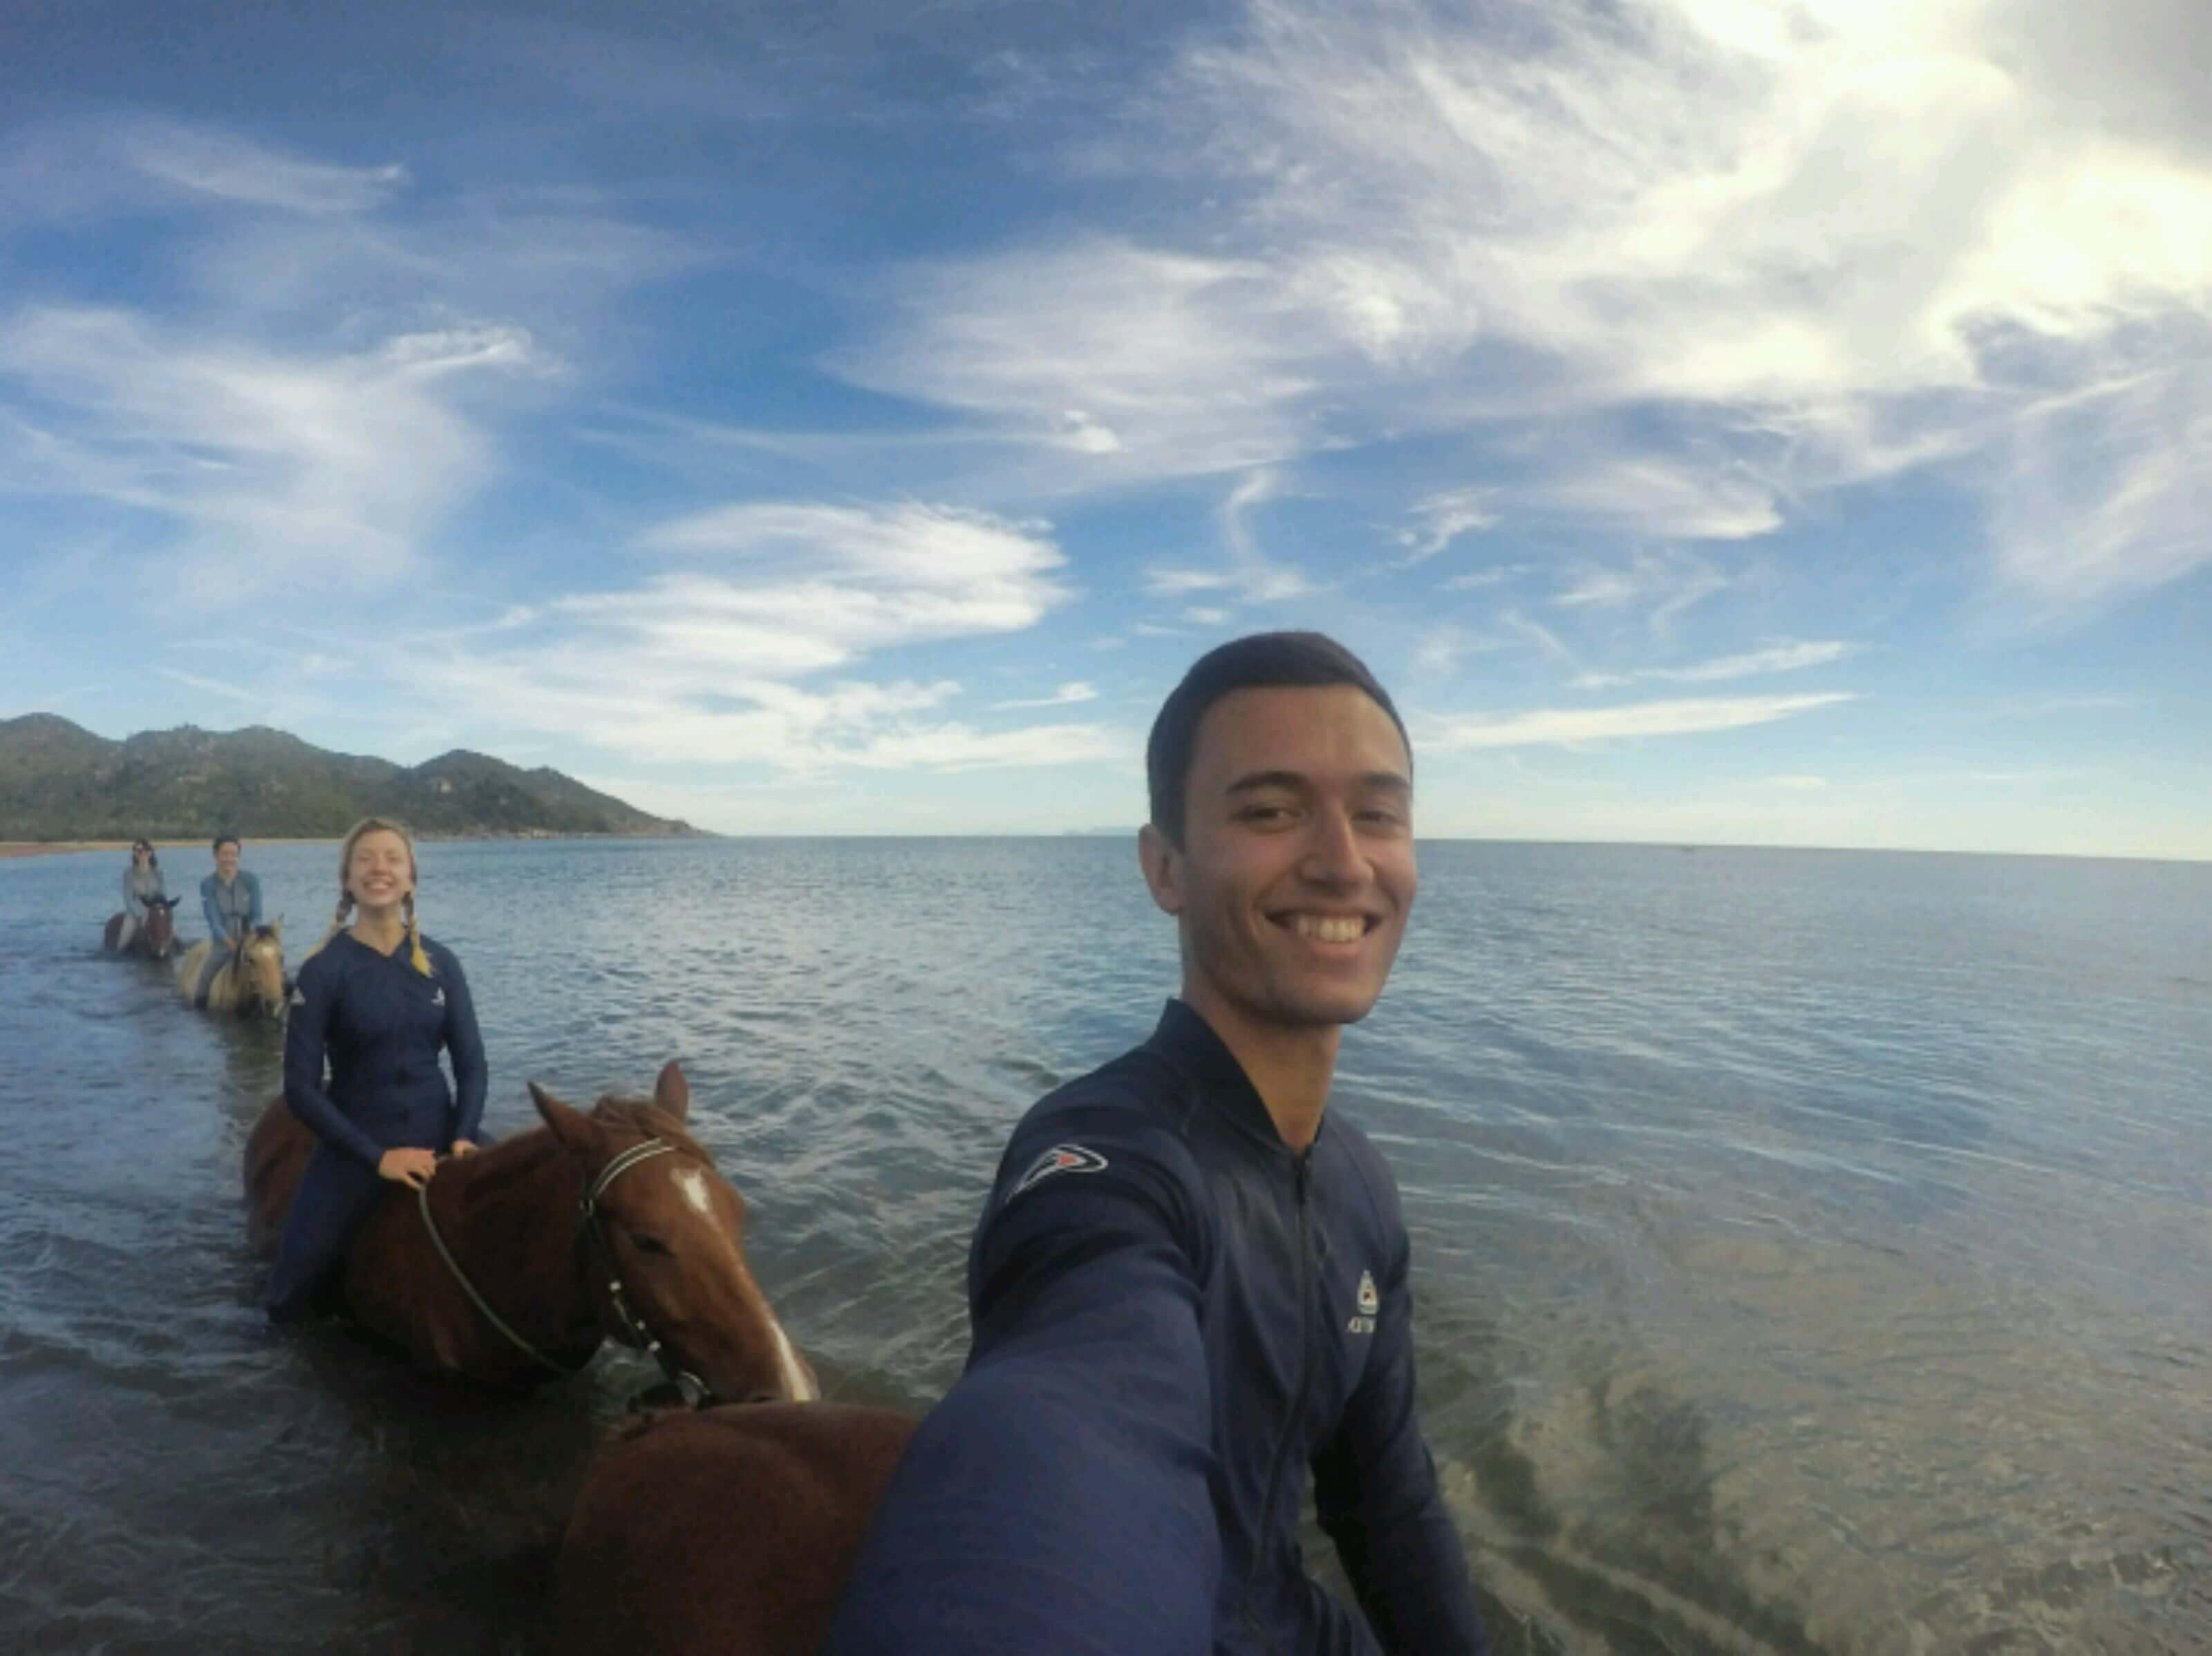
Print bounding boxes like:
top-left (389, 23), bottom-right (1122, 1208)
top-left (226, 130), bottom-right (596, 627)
top-left (176, 923), bottom-right (287, 1016)
top-left (104, 894), bottom-right (182, 960)
top-left (244, 1060), bottom-right (819, 1404)
top-left (553, 1401), bottom-right (917, 1656)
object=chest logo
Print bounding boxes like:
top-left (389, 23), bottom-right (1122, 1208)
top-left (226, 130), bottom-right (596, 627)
top-left (1011, 1143), bottom-right (1109, 1198)
top-left (1347, 1268), bottom-right (1379, 1335)
top-left (431, 987), bottom-right (445, 1008)
top-left (289, 987), bottom-right (307, 1008)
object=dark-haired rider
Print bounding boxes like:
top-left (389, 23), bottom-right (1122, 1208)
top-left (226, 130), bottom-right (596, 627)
top-left (829, 632), bottom-right (1489, 1656)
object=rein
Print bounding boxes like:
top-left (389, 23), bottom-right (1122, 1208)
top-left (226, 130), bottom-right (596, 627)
top-left (415, 1136), bottom-right (709, 1402)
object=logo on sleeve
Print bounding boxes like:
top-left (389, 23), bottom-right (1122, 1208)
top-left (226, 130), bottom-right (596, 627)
top-left (289, 986), bottom-right (307, 1008)
top-left (431, 986), bottom-right (446, 1008)
top-left (1011, 1143), bottom-right (1109, 1198)
top-left (1347, 1268), bottom-right (1380, 1335)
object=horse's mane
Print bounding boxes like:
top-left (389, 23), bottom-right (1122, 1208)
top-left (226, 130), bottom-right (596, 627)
top-left (447, 1093), bottom-right (718, 1216)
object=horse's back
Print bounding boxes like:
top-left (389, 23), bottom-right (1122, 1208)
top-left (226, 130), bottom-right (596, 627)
top-left (102, 914), bottom-right (125, 953)
top-left (243, 1095), bottom-right (314, 1252)
top-left (554, 1402), bottom-right (916, 1656)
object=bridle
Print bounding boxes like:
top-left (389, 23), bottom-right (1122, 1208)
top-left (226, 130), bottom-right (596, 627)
top-left (415, 1135), bottom-right (710, 1404)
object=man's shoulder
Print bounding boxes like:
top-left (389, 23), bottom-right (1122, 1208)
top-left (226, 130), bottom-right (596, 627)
top-left (199, 872), bottom-right (218, 893)
top-left (990, 1041), bottom-right (1206, 1207)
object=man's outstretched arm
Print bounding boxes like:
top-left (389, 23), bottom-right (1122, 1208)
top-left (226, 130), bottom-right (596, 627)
top-left (827, 1150), bottom-right (1219, 1656)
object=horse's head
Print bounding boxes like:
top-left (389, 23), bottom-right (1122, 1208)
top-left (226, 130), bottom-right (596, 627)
top-left (238, 923), bottom-right (286, 1015)
top-left (142, 898), bottom-right (178, 959)
top-left (529, 1061), bottom-right (819, 1407)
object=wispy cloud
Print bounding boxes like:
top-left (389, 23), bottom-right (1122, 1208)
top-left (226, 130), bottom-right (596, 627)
top-left (156, 666), bottom-right (256, 702)
top-left (120, 121), bottom-right (409, 214)
top-left (1573, 639), bottom-right (1854, 690)
top-left (1147, 469), bottom-right (1318, 605)
top-left (0, 305), bottom-right (536, 602)
top-left (1398, 487), bottom-right (1497, 564)
top-left (841, 0), bottom-right (2212, 607)
top-left (1553, 549), bottom-right (1731, 632)
top-left (399, 502), bottom-right (1101, 771)
top-left (1426, 692), bottom-right (1855, 751)
top-left (991, 681), bottom-right (1099, 710)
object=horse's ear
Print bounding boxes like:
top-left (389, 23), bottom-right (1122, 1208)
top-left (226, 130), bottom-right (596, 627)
top-left (653, 1061), bottom-right (690, 1124)
top-left (531, 1082), bottom-right (607, 1160)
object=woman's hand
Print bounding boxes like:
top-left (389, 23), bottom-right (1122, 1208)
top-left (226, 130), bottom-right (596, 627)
top-left (377, 1147), bottom-right (439, 1189)
top-left (448, 1139), bottom-right (479, 1159)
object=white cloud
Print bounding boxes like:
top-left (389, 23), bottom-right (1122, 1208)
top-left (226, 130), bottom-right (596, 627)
top-left (1553, 549), bottom-right (1732, 630)
top-left (1399, 488), bottom-right (1497, 563)
top-left (1425, 691), bottom-right (1855, 751)
top-left (991, 681), bottom-right (1100, 710)
top-left (120, 122), bottom-right (409, 215)
top-left (1987, 359), bottom-right (2212, 614)
top-left (841, 0), bottom-right (2212, 608)
top-left (1573, 639), bottom-right (1854, 689)
top-left (0, 305), bottom-right (534, 602)
top-left (399, 502), bottom-right (1101, 772)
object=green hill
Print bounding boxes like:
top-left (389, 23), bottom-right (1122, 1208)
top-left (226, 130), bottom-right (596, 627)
top-left (0, 715), bottom-right (707, 842)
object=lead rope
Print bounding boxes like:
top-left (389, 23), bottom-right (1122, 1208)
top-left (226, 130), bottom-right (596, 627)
top-left (416, 1178), bottom-right (587, 1379)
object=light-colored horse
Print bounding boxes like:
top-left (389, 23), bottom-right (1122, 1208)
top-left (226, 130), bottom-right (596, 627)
top-left (175, 923), bottom-right (287, 1017)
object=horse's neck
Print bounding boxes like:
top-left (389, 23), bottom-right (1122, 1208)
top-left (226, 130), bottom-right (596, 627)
top-left (433, 1131), bottom-right (599, 1346)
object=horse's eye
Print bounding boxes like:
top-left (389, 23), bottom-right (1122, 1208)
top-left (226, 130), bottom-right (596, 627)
top-left (627, 1230), bottom-right (672, 1257)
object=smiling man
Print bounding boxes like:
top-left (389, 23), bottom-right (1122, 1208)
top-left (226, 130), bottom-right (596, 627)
top-left (830, 633), bottom-right (1488, 1655)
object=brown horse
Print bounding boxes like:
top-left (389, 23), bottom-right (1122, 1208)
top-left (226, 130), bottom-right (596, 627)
top-left (176, 923), bottom-right (287, 1016)
top-left (552, 1401), bottom-right (916, 1656)
top-left (104, 895), bottom-right (182, 959)
top-left (243, 1060), bottom-right (821, 1402)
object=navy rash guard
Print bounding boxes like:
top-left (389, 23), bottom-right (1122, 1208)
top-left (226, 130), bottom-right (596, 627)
top-left (282, 930), bottom-right (488, 1165)
top-left (828, 1000), bottom-right (1487, 1656)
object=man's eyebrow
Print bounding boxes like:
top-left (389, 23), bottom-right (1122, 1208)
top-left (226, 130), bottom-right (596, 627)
top-left (1224, 769), bottom-right (1411, 795)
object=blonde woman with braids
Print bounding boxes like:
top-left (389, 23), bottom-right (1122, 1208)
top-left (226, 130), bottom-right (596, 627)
top-left (268, 818), bottom-right (489, 1323)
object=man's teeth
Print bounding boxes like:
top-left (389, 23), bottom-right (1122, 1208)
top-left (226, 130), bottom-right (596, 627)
top-left (1294, 915), bottom-right (1365, 943)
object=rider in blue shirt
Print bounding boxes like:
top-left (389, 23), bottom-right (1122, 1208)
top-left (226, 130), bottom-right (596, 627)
top-left (194, 832), bottom-right (265, 1001)
top-left (268, 817), bottom-right (487, 1323)
top-left (829, 633), bottom-right (1489, 1655)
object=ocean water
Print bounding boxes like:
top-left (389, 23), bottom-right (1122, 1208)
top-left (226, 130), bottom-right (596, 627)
top-left (1, 838), bottom-right (2204, 1653)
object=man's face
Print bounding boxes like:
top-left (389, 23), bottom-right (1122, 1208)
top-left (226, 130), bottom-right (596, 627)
top-left (1143, 684), bottom-right (1415, 1040)
top-left (214, 842), bottom-right (240, 879)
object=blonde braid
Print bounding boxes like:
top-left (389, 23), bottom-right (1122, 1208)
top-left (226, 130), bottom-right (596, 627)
top-left (403, 892), bottom-right (431, 977)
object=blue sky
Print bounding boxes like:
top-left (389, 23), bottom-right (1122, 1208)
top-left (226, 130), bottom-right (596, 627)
top-left (3, 0), bottom-right (2206, 856)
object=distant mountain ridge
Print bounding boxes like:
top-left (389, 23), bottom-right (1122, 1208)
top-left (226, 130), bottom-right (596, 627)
top-left (0, 714), bottom-right (705, 842)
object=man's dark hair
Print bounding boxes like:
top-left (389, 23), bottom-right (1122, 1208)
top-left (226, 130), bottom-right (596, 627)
top-left (212, 832), bottom-right (241, 854)
top-left (1146, 631), bottom-right (1410, 846)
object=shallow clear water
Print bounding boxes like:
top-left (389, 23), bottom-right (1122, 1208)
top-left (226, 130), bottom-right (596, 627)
top-left (2, 839), bottom-right (2206, 1653)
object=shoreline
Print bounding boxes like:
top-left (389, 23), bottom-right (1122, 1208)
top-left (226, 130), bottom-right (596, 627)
top-left (1, 831), bottom-right (711, 861)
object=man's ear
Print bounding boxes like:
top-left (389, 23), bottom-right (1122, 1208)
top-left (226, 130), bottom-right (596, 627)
top-left (1137, 822), bottom-right (1183, 917)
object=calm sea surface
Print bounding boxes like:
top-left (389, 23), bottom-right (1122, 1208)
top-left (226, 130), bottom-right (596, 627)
top-left (1, 838), bottom-right (2205, 1654)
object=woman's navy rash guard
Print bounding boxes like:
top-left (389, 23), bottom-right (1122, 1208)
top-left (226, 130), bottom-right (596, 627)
top-left (282, 932), bottom-right (488, 1165)
top-left (827, 999), bottom-right (1488, 1656)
